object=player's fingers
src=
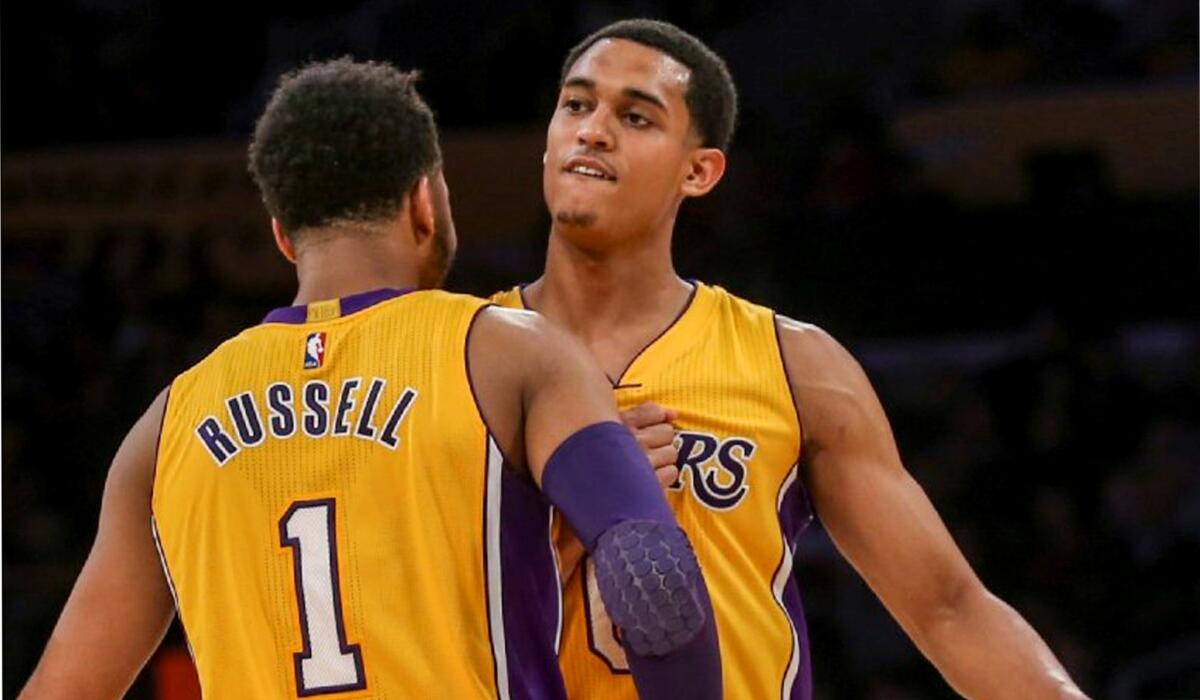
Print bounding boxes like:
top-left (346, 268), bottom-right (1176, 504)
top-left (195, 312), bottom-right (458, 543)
top-left (620, 402), bottom-right (671, 430)
top-left (634, 422), bottom-right (677, 450)
top-left (645, 444), bottom-right (678, 469)
top-left (655, 464), bottom-right (680, 489)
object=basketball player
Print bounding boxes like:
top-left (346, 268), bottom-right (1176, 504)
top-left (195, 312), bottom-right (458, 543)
top-left (491, 19), bottom-right (1089, 699)
top-left (20, 59), bottom-right (722, 699)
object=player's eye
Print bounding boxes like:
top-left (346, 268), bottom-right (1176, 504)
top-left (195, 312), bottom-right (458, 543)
top-left (623, 112), bottom-right (652, 128)
top-left (562, 97), bottom-right (589, 114)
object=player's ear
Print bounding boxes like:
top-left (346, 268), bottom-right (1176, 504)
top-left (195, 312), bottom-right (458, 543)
top-left (680, 147), bottom-right (726, 199)
top-left (271, 218), bottom-right (297, 263)
top-left (409, 175), bottom-right (435, 245)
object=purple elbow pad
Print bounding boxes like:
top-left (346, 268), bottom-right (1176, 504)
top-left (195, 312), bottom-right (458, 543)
top-left (541, 422), bottom-right (712, 660)
top-left (624, 576), bottom-right (722, 700)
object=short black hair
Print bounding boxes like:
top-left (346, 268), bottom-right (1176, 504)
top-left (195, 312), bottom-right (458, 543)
top-left (560, 19), bottom-right (738, 151)
top-left (248, 57), bottom-right (441, 234)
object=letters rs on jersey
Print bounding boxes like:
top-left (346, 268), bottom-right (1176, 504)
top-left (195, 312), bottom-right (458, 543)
top-left (152, 289), bottom-right (567, 699)
top-left (669, 430), bottom-right (754, 510)
top-left (491, 282), bottom-right (816, 700)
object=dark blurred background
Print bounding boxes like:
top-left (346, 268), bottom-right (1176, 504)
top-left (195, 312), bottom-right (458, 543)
top-left (3, 1), bottom-right (1198, 698)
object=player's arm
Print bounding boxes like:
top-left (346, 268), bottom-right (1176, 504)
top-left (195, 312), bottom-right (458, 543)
top-left (468, 306), bottom-right (720, 700)
top-left (555, 402), bottom-right (680, 582)
top-left (776, 318), bottom-right (1088, 700)
top-left (21, 389), bottom-right (176, 700)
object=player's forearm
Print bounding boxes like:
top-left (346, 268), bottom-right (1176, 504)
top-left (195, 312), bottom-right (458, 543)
top-left (21, 534), bottom-right (175, 698)
top-left (21, 616), bottom-right (170, 700)
top-left (915, 586), bottom-right (1088, 700)
top-left (541, 422), bottom-right (722, 698)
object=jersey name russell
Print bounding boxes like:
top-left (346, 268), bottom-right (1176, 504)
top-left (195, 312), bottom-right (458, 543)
top-left (194, 376), bottom-right (419, 466)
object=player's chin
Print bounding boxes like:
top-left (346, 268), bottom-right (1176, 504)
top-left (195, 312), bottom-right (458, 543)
top-left (551, 189), bottom-right (617, 225)
top-left (552, 206), bottom-right (600, 230)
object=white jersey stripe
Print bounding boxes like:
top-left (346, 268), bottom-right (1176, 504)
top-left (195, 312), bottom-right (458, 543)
top-left (771, 465), bottom-right (802, 699)
top-left (484, 436), bottom-right (511, 699)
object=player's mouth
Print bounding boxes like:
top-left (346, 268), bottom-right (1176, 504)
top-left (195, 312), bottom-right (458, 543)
top-left (562, 155), bottom-right (617, 182)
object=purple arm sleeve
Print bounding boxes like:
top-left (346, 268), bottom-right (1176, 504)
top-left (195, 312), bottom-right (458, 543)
top-left (541, 421), bottom-right (722, 700)
top-left (539, 421), bottom-right (674, 548)
top-left (625, 579), bottom-right (722, 700)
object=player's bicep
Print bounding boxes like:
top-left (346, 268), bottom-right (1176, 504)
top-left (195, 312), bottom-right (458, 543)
top-left (518, 324), bottom-right (620, 483)
top-left (466, 306), bottom-right (618, 482)
top-left (22, 389), bottom-right (175, 699)
top-left (779, 320), bottom-right (980, 634)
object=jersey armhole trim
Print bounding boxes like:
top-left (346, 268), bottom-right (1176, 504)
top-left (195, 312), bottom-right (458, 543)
top-left (463, 302), bottom-right (521, 468)
top-left (149, 382), bottom-right (174, 514)
top-left (147, 382), bottom-right (199, 662)
top-left (772, 315), bottom-right (806, 470)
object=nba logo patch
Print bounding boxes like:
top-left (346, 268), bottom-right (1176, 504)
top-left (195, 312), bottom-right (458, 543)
top-left (304, 332), bottom-right (327, 369)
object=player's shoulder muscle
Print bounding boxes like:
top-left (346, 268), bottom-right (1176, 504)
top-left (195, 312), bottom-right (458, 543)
top-left (110, 387), bottom-right (171, 495)
top-left (774, 316), bottom-right (890, 455)
top-left (775, 316), bottom-right (857, 376)
top-left (466, 306), bottom-right (611, 468)
top-left (467, 305), bottom-right (599, 389)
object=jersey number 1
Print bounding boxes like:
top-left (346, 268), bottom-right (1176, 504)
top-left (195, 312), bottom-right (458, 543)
top-left (280, 499), bottom-right (367, 695)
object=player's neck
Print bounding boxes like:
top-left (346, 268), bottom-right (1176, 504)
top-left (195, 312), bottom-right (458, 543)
top-left (291, 233), bottom-right (421, 306)
top-left (527, 230), bottom-right (691, 341)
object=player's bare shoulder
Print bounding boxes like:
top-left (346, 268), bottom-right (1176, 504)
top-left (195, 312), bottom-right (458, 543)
top-left (774, 315), bottom-right (866, 387)
top-left (774, 315), bottom-right (890, 455)
top-left (468, 305), bottom-right (598, 378)
top-left (467, 305), bottom-right (614, 473)
top-left (111, 386), bottom-right (172, 490)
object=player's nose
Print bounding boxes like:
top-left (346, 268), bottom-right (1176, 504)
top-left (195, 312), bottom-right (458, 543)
top-left (575, 111), bottom-right (614, 151)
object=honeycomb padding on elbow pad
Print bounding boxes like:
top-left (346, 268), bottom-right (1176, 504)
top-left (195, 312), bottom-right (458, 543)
top-left (593, 520), bottom-right (706, 657)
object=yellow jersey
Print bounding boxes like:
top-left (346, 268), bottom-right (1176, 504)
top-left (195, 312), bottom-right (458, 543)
top-left (152, 288), bottom-right (567, 699)
top-left (492, 282), bottom-right (813, 700)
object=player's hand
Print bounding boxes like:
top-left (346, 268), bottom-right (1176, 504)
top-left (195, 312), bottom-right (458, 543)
top-left (620, 402), bottom-right (679, 489)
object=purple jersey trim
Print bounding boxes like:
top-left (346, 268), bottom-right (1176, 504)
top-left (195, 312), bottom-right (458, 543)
top-left (777, 472), bottom-right (815, 700)
top-left (499, 467), bottom-right (570, 699)
top-left (468, 304), bottom-right (566, 696)
top-left (148, 384), bottom-right (200, 663)
top-left (607, 282), bottom-right (697, 387)
top-left (772, 314), bottom-right (815, 698)
top-left (779, 468), bottom-right (815, 549)
top-left (262, 287), bottom-right (414, 324)
top-left (782, 577), bottom-right (813, 700)
top-left (514, 281), bottom-right (698, 388)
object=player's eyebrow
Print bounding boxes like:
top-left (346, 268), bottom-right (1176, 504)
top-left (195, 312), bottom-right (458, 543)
top-left (623, 87), bottom-right (667, 112)
top-left (563, 77), bottom-right (668, 112)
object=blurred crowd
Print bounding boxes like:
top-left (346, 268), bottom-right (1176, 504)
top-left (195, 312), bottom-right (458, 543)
top-left (5, 0), bottom-right (1196, 150)
top-left (797, 316), bottom-right (1200, 698)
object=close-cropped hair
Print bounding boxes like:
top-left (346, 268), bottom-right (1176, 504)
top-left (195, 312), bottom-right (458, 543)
top-left (561, 18), bottom-right (738, 151)
top-left (248, 57), bottom-right (441, 235)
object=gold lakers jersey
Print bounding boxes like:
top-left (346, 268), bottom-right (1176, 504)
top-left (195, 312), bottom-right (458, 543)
top-left (152, 288), bottom-right (567, 699)
top-left (492, 282), bottom-right (814, 700)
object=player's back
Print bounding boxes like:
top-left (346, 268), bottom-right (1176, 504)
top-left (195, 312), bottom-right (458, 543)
top-left (152, 288), bottom-right (564, 699)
